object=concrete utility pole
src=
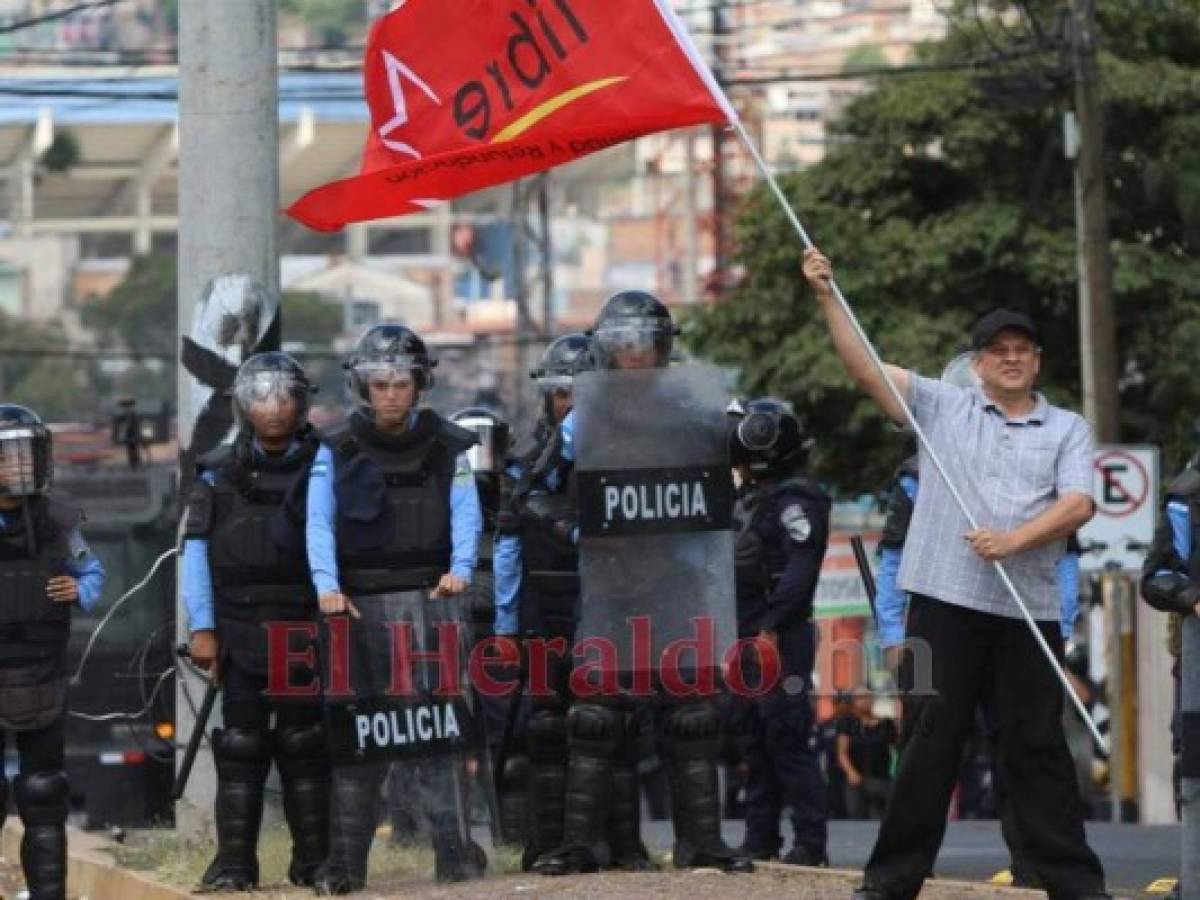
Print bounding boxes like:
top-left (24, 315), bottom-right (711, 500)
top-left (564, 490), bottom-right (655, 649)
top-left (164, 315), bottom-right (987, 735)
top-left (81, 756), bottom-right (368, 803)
top-left (709, 0), bottom-right (729, 296)
top-left (1068, 0), bottom-right (1119, 442)
top-left (176, 0), bottom-right (279, 832)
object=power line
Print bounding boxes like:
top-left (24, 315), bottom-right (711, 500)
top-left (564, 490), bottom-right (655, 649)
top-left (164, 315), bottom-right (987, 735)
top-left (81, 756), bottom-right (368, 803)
top-left (0, 50), bottom-right (1049, 104)
top-left (0, 0), bottom-right (126, 36)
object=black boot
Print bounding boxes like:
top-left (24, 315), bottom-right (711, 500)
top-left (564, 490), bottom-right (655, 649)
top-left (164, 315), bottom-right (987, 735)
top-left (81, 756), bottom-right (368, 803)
top-left (606, 758), bottom-right (657, 871)
top-left (201, 728), bottom-right (270, 890)
top-left (533, 704), bottom-right (620, 876)
top-left (521, 707), bottom-right (566, 871)
top-left (312, 768), bottom-right (381, 896)
top-left (432, 829), bottom-right (488, 883)
top-left (275, 722), bottom-right (331, 887)
top-left (664, 703), bottom-right (754, 874)
top-left (498, 754), bottom-right (530, 848)
top-left (15, 772), bottom-right (67, 900)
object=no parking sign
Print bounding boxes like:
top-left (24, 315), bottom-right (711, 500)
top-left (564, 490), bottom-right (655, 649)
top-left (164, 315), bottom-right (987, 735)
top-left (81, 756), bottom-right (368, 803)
top-left (1078, 444), bottom-right (1159, 571)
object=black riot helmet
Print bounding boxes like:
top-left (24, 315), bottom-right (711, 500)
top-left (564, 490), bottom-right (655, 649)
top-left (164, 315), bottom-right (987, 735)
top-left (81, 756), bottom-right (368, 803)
top-left (231, 351), bottom-right (312, 436)
top-left (531, 333), bottom-right (594, 421)
top-left (0, 404), bottom-right (52, 497)
top-left (345, 323), bottom-right (437, 412)
top-left (591, 290), bottom-right (678, 370)
top-left (450, 406), bottom-right (510, 476)
top-left (736, 397), bottom-right (811, 478)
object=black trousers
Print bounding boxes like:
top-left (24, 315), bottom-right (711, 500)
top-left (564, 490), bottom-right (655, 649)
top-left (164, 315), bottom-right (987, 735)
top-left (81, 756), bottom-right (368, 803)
top-left (221, 652), bottom-right (324, 733)
top-left (864, 594), bottom-right (1105, 900)
top-left (0, 715), bottom-right (64, 775)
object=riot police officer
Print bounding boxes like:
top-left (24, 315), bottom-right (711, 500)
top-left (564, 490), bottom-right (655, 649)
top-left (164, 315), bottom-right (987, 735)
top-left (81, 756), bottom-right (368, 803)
top-left (306, 323), bottom-right (485, 893)
top-left (381, 406), bottom-right (511, 846)
top-left (0, 404), bottom-right (106, 900)
top-left (534, 292), bottom-right (752, 875)
top-left (182, 352), bottom-right (328, 890)
top-left (728, 398), bottom-right (831, 866)
top-left (494, 334), bottom-right (634, 870)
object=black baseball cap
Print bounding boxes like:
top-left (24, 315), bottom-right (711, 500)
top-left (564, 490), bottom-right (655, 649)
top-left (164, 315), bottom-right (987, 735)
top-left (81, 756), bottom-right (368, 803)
top-left (970, 309), bottom-right (1040, 350)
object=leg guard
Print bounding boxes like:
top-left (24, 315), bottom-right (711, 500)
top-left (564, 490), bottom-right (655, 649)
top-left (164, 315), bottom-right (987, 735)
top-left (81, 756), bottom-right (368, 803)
top-left (605, 712), bottom-right (656, 871)
top-left (521, 706), bottom-right (567, 871)
top-left (664, 702), bottom-right (753, 873)
top-left (533, 703), bottom-right (620, 876)
top-left (312, 765), bottom-right (383, 896)
top-left (15, 771), bottom-right (68, 900)
top-left (498, 753), bottom-right (530, 848)
top-left (274, 720), bottom-right (331, 887)
top-left (201, 727), bottom-right (271, 890)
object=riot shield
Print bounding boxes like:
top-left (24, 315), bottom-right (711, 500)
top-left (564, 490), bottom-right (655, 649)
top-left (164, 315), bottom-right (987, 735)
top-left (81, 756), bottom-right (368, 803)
top-left (322, 590), bottom-right (491, 881)
top-left (574, 364), bottom-right (737, 687)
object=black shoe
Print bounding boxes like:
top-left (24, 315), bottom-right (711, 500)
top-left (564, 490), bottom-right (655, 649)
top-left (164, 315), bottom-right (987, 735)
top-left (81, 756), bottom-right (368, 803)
top-left (288, 858), bottom-right (322, 888)
top-left (738, 842), bottom-right (779, 862)
top-left (311, 863), bottom-right (364, 896)
top-left (782, 845), bottom-right (829, 867)
top-left (434, 836), bottom-right (487, 883)
top-left (851, 889), bottom-right (889, 900)
top-left (533, 845), bottom-right (600, 876)
top-left (200, 857), bottom-right (257, 891)
top-left (608, 844), bottom-right (660, 872)
top-left (674, 845), bottom-right (755, 873)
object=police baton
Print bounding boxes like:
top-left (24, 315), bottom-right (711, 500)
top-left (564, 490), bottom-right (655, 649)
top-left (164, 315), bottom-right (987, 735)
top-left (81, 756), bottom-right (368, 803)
top-left (171, 644), bottom-right (220, 801)
top-left (493, 648), bottom-right (529, 793)
top-left (850, 535), bottom-right (878, 626)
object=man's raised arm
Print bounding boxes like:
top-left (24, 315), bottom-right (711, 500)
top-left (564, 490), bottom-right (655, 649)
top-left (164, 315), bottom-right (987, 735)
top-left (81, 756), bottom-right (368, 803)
top-left (802, 248), bottom-right (910, 425)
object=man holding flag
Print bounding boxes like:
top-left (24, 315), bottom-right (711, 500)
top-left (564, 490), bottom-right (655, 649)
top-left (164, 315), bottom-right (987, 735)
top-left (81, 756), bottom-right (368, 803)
top-left (802, 250), bottom-right (1110, 900)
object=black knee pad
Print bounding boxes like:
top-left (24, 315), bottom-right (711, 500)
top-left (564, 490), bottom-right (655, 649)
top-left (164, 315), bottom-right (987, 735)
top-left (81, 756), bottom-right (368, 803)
top-left (664, 702), bottom-right (721, 759)
top-left (213, 727), bottom-right (272, 781)
top-left (15, 771), bottom-right (68, 826)
top-left (527, 708), bottom-right (567, 763)
top-left (275, 721), bottom-right (329, 779)
top-left (567, 703), bottom-right (622, 757)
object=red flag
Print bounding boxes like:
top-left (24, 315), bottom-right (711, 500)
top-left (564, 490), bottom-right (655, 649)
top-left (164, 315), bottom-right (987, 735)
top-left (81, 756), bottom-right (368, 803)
top-left (286, 0), bottom-right (733, 231)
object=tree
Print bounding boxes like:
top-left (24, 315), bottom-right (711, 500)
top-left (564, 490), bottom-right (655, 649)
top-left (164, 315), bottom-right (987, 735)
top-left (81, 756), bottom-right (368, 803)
top-left (281, 291), bottom-right (343, 347)
top-left (686, 0), bottom-right (1200, 493)
top-left (81, 252), bottom-right (176, 359)
top-left (279, 0), bottom-right (368, 47)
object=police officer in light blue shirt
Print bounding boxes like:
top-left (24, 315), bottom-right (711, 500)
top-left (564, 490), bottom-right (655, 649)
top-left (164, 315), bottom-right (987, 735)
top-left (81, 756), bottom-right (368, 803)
top-left (0, 404), bottom-right (105, 900)
top-left (180, 353), bottom-right (328, 891)
top-left (493, 333), bottom-right (592, 868)
top-left (305, 324), bottom-right (483, 894)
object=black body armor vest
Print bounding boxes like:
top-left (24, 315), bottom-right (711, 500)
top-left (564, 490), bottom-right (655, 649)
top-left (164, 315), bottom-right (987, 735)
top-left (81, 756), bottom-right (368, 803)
top-left (0, 495), bottom-right (78, 662)
top-left (326, 410), bottom-right (476, 595)
top-left (202, 436), bottom-right (319, 624)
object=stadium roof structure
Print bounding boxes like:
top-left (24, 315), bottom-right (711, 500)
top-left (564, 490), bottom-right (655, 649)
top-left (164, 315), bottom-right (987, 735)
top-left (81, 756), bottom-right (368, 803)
top-left (0, 72), bottom-right (374, 248)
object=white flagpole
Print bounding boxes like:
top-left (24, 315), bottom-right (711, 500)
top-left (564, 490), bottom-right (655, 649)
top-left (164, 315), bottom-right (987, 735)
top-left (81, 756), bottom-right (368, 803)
top-left (654, 0), bottom-right (1105, 753)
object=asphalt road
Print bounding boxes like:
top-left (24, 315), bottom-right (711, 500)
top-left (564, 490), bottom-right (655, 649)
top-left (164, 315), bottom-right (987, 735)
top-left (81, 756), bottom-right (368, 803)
top-left (636, 819), bottom-right (1181, 896)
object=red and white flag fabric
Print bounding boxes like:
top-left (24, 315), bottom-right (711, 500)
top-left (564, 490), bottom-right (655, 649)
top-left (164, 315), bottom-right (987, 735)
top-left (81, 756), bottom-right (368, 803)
top-left (286, 0), bottom-right (734, 231)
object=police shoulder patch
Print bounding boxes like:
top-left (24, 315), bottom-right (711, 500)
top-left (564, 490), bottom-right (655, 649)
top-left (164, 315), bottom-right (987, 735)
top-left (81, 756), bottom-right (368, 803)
top-left (780, 504), bottom-right (811, 543)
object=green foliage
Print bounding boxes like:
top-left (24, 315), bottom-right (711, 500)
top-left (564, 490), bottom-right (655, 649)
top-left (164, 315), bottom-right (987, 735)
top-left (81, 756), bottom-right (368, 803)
top-left (280, 0), bottom-right (368, 46)
top-left (81, 252), bottom-right (176, 358)
top-left (281, 291), bottom-right (343, 347)
top-left (686, 0), bottom-right (1200, 493)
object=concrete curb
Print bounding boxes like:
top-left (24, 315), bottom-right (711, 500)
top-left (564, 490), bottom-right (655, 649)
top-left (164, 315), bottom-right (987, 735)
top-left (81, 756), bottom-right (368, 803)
top-left (2, 822), bottom-right (192, 900)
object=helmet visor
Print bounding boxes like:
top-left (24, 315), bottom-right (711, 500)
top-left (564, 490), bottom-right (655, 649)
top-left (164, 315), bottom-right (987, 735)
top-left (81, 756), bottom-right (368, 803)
top-left (738, 411), bottom-right (781, 454)
top-left (0, 430), bottom-right (42, 497)
top-left (232, 371), bottom-right (307, 431)
top-left (455, 415), bottom-right (500, 474)
top-left (593, 318), bottom-right (673, 369)
top-left (536, 374), bottom-right (575, 397)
